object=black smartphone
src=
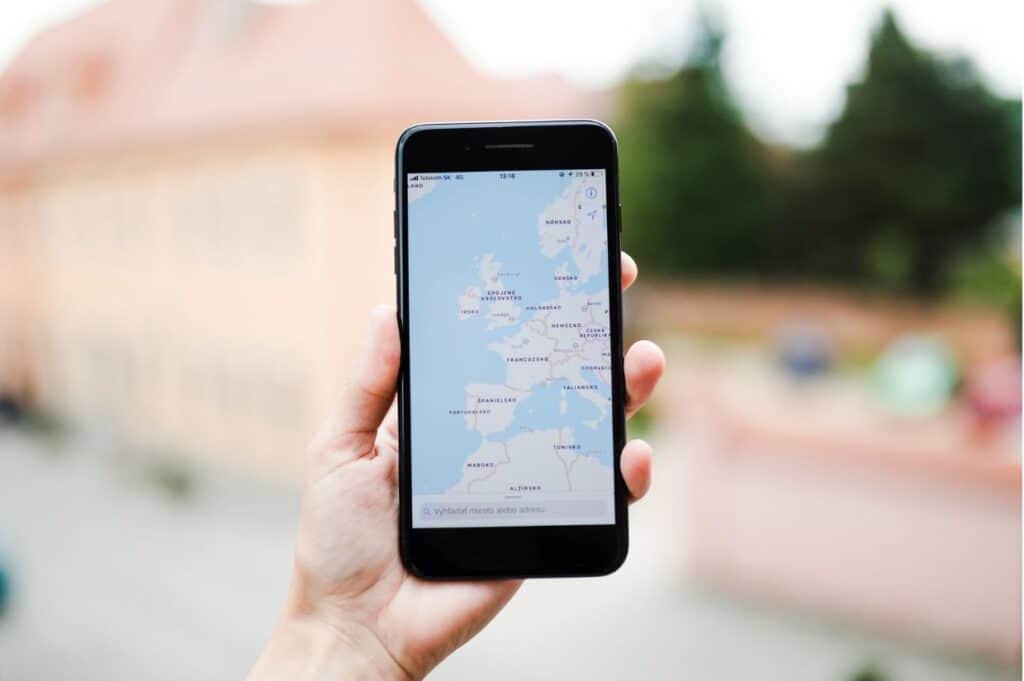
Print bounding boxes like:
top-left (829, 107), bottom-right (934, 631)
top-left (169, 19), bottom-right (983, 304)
top-left (394, 120), bottom-right (627, 579)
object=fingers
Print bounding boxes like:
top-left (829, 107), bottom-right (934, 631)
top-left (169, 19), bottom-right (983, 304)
top-left (621, 253), bottom-right (662, 419)
top-left (624, 340), bottom-right (665, 418)
top-left (308, 305), bottom-right (400, 464)
top-left (621, 251), bottom-right (638, 291)
top-left (620, 255), bottom-right (658, 503)
top-left (621, 439), bottom-right (652, 502)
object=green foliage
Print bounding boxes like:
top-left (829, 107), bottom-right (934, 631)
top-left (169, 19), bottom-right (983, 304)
top-left (864, 226), bottom-right (914, 291)
top-left (146, 457), bottom-right (197, 500)
top-left (949, 252), bottom-right (1021, 308)
top-left (626, 400), bottom-right (655, 440)
top-left (619, 13), bottom-right (769, 278)
top-left (848, 661), bottom-right (889, 681)
top-left (617, 9), bottom-right (1021, 299)
top-left (806, 10), bottom-right (1019, 296)
top-left (1004, 98), bottom-right (1022, 202)
top-left (948, 248), bottom-right (1022, 349)
top-left (16, 406), bottom-right (68, 454)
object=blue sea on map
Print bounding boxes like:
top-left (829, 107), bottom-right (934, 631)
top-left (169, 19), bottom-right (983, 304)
top-left (408, 170), bottom-right (611, 494)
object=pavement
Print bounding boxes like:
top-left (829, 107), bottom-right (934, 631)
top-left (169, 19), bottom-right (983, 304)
top-left (0, 428), bottom-right (1017, 681)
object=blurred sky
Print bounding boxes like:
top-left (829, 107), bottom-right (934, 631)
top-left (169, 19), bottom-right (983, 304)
top-left (1, 0), bottom-right (1020, 147)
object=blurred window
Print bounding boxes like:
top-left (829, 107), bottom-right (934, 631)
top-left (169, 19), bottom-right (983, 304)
top-left (184, 349), bottom-right (307, 433)
top-left (176, 162), bottom-right (302, 267)
top-left (71, 54), bottom-right (113, 104)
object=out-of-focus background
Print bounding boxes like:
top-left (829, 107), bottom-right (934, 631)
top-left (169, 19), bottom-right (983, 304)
top-left (0, 1), bottom-right (1020, 679)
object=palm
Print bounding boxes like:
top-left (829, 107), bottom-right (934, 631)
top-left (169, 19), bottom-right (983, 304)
top-left (297, 410), bottom-right (520, 676)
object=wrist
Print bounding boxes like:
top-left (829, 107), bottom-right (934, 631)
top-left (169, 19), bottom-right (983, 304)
top-left (248, 613), bottom-right (410, 681)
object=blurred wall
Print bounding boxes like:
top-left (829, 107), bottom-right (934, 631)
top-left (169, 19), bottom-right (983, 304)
top-left (22, 135), bottom-right (395, 477)
top-left (0, 178), bottom-right (39, 404)
top-left (0, 0), bottom-right (599, 479)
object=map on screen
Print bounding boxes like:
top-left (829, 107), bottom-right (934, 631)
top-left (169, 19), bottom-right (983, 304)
top-left (407, 169), bottom-right (615, 528)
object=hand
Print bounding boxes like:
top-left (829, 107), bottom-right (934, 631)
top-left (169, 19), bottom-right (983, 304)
top-left (249, 252), bottom-right (666, 681)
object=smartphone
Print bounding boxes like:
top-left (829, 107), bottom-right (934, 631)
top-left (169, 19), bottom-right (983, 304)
top-left (394, 121), bottom-right (627, 579)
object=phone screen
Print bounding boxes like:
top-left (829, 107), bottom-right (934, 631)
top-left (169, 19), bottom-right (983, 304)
top-left (407, 169), bottom-right (615, 528)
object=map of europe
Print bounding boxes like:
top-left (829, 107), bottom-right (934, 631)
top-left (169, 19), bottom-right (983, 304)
top-left (408, 169), bottom-right (615, 527)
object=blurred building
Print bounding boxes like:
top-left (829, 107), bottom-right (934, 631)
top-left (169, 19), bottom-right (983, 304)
top-left (0, 0), bottom-right (598, 477)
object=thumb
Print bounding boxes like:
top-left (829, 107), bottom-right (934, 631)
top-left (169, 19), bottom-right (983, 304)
top-left (307, 305), bottom-right (401, 470)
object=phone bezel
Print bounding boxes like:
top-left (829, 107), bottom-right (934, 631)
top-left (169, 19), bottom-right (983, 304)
top-left (395, 120), bottom-right (628, 579)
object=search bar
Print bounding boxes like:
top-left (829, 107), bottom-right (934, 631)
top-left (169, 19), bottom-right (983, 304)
top-left (419, 499), bottom-right (607, 521)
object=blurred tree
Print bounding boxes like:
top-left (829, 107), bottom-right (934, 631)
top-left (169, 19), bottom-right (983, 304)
top-left (803, 10), bottom-right (1020, 297)
top-left (848, 662), bottom-right (889, 681)
top-left (1004, 99), bottom-right (1022, 204)
top-left (618, 13), bottom-right (769, 277)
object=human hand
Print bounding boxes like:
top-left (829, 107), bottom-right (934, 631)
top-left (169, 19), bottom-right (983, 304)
top-left (249, 252), bottom-right (666, 680)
